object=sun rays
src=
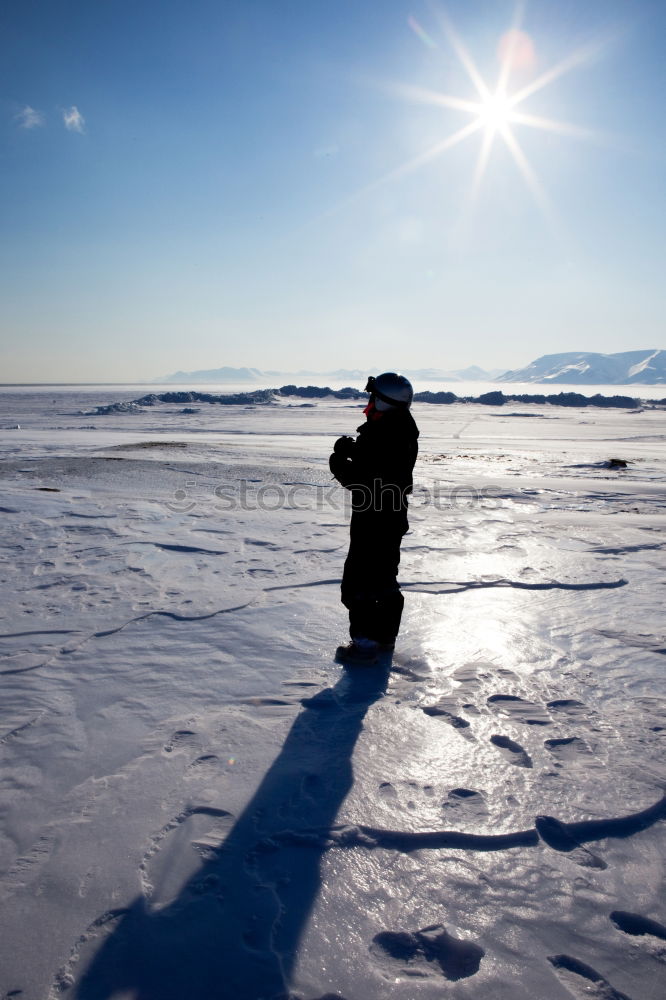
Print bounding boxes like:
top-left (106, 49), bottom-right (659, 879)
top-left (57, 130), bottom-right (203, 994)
top-left (361, 3), bottom-right (619, 233)
top-left (307, 7), bottom-right (610, 232)
top-left (394, 7), bottom-right (608, 218)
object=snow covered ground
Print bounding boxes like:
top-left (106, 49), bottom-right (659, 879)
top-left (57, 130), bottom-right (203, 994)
top-left (0, 389), bottom-right (664, 1000)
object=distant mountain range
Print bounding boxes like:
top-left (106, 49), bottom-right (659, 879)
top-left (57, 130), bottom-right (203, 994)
top-left (157, 366), bottom-right (264, 383)
top-left (155, 351), bottom-right (666, 387)
top-left (498, 350), bottom-right (665, 385)
top-left (155, 365), bottom-right (503, 383)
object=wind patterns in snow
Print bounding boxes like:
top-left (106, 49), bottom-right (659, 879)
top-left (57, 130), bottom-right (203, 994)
top-left (0, 388), bottom-right (665, 999)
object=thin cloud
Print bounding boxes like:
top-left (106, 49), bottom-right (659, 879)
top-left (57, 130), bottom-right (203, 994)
top-left (16, 105), bottom-right (45, 129)
top-left (63, 106), bottom-right (85, 133)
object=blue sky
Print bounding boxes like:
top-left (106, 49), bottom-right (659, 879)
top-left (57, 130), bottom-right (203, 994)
top-left (1, 0), bottom-right (664, 381)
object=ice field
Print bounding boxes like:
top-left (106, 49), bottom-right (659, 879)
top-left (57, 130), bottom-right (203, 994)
top-left (0, 387), bottom-right (665, 999)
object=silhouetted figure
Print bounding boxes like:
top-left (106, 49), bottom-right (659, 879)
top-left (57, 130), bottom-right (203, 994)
top-left (329, 373), bottom-right (419, 665)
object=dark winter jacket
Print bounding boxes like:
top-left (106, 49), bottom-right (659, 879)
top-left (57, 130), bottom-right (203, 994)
top-left (329, 408), bottom-right (419, 518)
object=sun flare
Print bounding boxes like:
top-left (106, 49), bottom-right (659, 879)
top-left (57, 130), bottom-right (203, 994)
top-left (317, 10), bottom-right (607, 229)
top-left (477, 91), bottom-right (514, 134)
top-left (382, 10), bottom-right (608, 219)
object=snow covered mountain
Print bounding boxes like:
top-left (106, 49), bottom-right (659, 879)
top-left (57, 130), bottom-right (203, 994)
top-left (498, 350), bottom-right (665, 385)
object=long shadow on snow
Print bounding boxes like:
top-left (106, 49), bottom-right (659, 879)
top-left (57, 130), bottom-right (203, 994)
top-left (74, 665), bottom-right (390, 1000)
top-left (71, 658), bottom-right (665, 1000)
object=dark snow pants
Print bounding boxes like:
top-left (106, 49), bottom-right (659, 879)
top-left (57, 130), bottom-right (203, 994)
top-left (341, 511), bottom-right (407, 644)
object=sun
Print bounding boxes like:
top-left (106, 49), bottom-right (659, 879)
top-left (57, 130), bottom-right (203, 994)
top-left (316, 8), bottom-right (606, 228)
top-left (372, 9), bottom-right (607, 219)
top-left (477, 91), bottom-right (514, 135)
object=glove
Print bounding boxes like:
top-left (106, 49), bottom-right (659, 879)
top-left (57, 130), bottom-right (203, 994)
top-left (333, 435), bottom-right (355, 458)
top-left (329, 452), bottom-right (349, 482)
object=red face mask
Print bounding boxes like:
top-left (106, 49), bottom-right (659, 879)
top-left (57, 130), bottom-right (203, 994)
top-left (363, 398), bottom-right (383, 420)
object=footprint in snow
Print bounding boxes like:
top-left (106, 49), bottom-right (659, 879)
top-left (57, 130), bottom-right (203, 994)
top-left (547, 699), bottom-right (590, 721)
top-left (487, 693), bottom-right (552, 726)
top-left (162, 729), bottom-right (200, 755)
top-left (277, 772), bottom-right (325, 818)
top-left (389, 654), bottom-right (432, 681)
top-left (187, 753), bottom-right (220, 772)
top-left (139, 805), bottom-right (234, 907)
top-left (490, 734), bottom-right (533, 768)
top-left (451, 660), bottom-right (508, 703)
top-left (371, 923), bottom-right (484, 982)
top-left (237, 695), bottom-right (295, 710)
top-left (421, 698), bottom-right (475, 738)
top-left (547, 954), bottom-right (633, 1000)
top-left (544, 737), bottom-right (592, 762)
top-left (610, 910), bottom-right (666, 941)
top-left (377, 780), bottom-right (436, 810)
top-left (452, 662), bottom-right (494, 689)
top-left (301, 772), bottom-right (324, 800)
top-left (442, 788), bottom-right (488, 821)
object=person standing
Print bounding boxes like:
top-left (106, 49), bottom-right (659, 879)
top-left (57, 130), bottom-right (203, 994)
top-left (329, 373), bottom-right (419, 665)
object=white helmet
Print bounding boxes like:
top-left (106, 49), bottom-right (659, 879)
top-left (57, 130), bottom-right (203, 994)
top-left (365, 372), bottom-right (414, 410)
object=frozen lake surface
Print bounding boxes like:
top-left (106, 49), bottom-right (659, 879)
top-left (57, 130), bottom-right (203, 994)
top-left (0, 388), bottom-right (664, 999)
